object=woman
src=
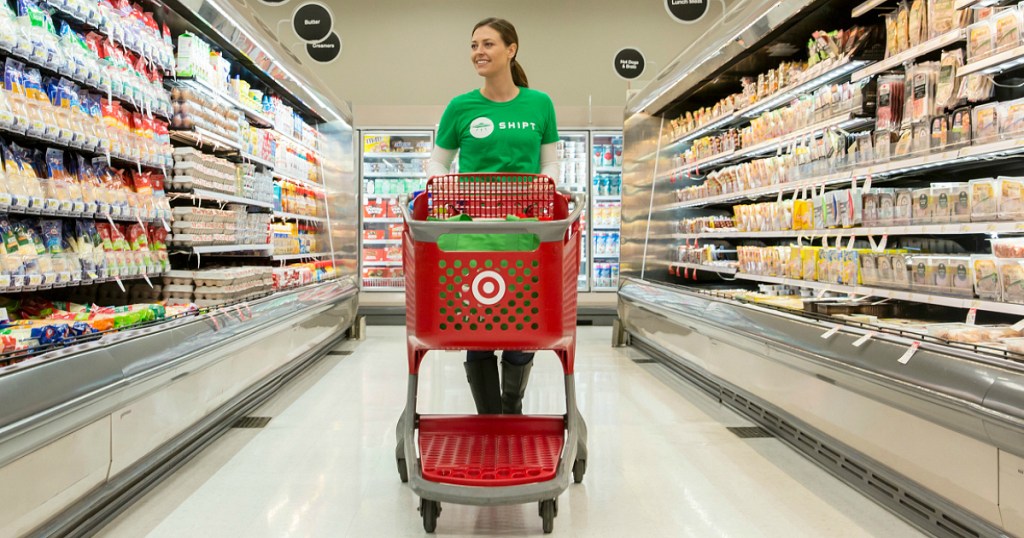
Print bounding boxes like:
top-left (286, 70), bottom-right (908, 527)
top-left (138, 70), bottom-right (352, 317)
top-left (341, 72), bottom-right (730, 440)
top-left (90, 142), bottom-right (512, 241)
top-left (426, 17), bottom-right (561, 415)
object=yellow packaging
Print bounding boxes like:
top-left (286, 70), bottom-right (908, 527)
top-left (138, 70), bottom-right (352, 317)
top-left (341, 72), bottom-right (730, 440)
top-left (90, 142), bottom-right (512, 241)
top-left (363, 135), bottom-right (390, 154)
top-left (801, 246), bottom-right (820, 281)
top-left (793, 199), bottom-right (813, 230)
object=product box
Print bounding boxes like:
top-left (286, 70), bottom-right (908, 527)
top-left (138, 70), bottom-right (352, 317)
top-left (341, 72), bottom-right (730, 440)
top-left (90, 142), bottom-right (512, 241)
top-left (895, 189), bottom-right (914, 226)
top-left (891, 253), bottom-right (911, 287)
top-left (949, 256), bottom-right (974, 296)
top-left (912, 188), bottom-right (934, 224)
top-left (998, 259), bottom-right (1024, 303)
top-left (386, 199), bottom-right (402, 219)
top-left (388, 223), bottom-right (404, 240)
top-left (363, 135), bottom-right (390, 154)
top-left (363, 248), bottom-right (387, 262)
top-left (363, 228), bottom-right (385, 241)
top-left (999, 176), bottom-right (1024, 220)
top-left (970, 178), bottom-right (999, 221)
top-left (386, 246), bottom-right (402, 261)
top-left (860, 253), bottom-right (879, 286)
top-left (363, 198), bottom-right (388, 220)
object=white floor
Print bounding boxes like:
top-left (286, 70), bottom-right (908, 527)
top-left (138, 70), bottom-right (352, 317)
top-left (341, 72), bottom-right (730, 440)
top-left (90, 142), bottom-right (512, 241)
top-left (99, 325), bottom-right (924, 538)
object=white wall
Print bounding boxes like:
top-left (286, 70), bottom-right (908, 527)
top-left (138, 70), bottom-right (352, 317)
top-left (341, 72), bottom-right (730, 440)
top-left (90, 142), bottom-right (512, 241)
top-left (240, 0), bottom-right (731, 129)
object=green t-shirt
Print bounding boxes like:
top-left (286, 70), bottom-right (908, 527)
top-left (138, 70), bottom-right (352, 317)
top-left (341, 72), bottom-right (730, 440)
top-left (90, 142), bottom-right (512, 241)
top-left (435, 88), bottom-right (559, 173)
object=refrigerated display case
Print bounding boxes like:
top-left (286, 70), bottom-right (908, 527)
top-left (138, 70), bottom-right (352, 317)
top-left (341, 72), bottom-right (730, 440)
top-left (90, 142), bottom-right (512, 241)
top-left (590, 131), bottom-right (622, 291)
top-left (559, 131), bottom-right (590, 291)
top-left (618, 1), bottom-right (1024, 536)
top-left (360, 131), bottom-right (433, 291)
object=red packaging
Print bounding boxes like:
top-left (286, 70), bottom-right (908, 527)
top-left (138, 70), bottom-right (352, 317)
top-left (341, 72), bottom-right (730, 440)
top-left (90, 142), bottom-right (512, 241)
top-left (363, 248), bottom-right (386, 262)
top-left (386, 246), bottom-right (402, 261)
top-left (388, 223), bottom-right (404, 240)
top-left (95, 222), bottom-right (114, 250)
top-left (363, 229), bottom-right (385, 241)
top-left (132, 170), bottom-right (153, 196)
top-left (127, 223), bottom-right (149, 251)
top-left (85, 32), bottom-right (104, 56)
top-left (147, 224), bottom-right (167, 250)
top-left (386, 199), bottom-right (402, 219)
top-left (363, 199), bottom-right (387, 219)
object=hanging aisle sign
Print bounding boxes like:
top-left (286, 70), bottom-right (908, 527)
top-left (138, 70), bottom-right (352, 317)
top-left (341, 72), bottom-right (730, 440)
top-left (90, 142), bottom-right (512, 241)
top-left (614, 48), bottom-right (646, 80)
top-left (307, 32), bottom-right (342, 63)
top-left (666, 0), bottom-right (710, 24)
top-left (293, 2), bottom-right (333, 43)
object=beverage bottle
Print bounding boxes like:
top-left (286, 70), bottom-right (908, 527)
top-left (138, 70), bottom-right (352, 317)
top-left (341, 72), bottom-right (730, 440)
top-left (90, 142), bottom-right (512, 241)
top-left (596, 233), bottom-right (607, 256)
top-left (613, 142), bottom-right (623, 167)
top-left (612, 175), bottom-right (621, 196)
top-left (602, 145), bottom-right (613, 167)
top-left (611, 233), bottom-right (620, 255)
top-left (593, 144), bottom-right (603, 167)
top-left (610, 263), bottom-right (620, 285)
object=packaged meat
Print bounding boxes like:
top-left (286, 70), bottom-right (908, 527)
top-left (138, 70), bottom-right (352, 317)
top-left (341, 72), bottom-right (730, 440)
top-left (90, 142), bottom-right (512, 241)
top-left (895, 189), bottom-right (914, 226)
top-left (862, 192), bottom-right (879, 227)
top-left (909, 0), bottom-right (927, 48)
top-left (970, 178), bottom-right (999, 221)
top-left (877, 189), bottom-right (896, 225)
top-left (933, 182), bottom-right (971, 223)
top-left (949, 106), bottom-right (973, 147)
top-left (877, 253), bottom-right (895, 284)
top-left (1000, 97), bottom-right (1024, 137)
top-left (897, 2), bottom-right (912, 53)
top-left (931, 115), bottom-right (950, 149)
top-left (973, 255), bottom-right (1001, 300)
top-left (990, 237), bottom-right (1024, 258)
top-left (968, 19), bottom-right (995, 60)
top-left (1000, 259), bottom-right (1024, 303)
top-left (892, 254), bottom-right (911, 287)
top-left (861, 253), bottom-right (879, 285)
top-left (993, 7), bottom-right (1022, 53)
top-left (936, 50), bottom-right (963, 114)
top-left (998, 176), bottom-right (1024, 220)
top-left (973, 103), bottom-right (999, 142)
top-left (928, 0), bottom-right (958, 38)
top-left (950, 256), bottom-right (974, 295)
top-left (913, 187), bottom-right (934, 224)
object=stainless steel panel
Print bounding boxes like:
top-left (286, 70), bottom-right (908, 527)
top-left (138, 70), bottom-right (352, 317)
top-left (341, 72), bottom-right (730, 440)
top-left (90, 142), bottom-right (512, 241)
top-left (0, 280), bottom-right (357, 468)
top-left (618, 279), bottom-right (1024, 458)
top-left (621, 114), bottom-right (661, 280)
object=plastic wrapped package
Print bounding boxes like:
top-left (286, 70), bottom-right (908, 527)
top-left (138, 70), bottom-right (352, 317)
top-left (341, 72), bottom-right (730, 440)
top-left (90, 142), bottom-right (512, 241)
top-left (1000, 97), bottom-right (1024, 137)
top-left (991, 237), bottom-right (1024, 258)
top-left (937, 50), bottom-right (964, 114)
top-left (993, 7), bottom-right (1022, 53)
top-left (949, 106), bottom-right (973, 147)
top-left (934, 257), bottom-right (954, 292)
top-left (893, 189), bottom-right (913, 226)
top-left (965, 73), bottom-right (995, 103)
top-left (969, 19), bottom-right (995, 60)
top-left (949, 256), bottom-right (974, 295)
top-left (909, 256), bottom-right (932, 290)
top-left (973, 254), bottom-right (1001, 300)
top-left (973, 103), bottom-right (999, 142)
top-left (931, 116), bottom-right (949, 149)
top-left (861, 253), bottom-right (879, 285)
top-left (894, 253), bottom-right (913, 287)
top-left (909, 0), bottom-right (927, 48)
top-left (999, 259), bottom-right (1024, 303)
top-left (885, 11), bottom-right (900, 58)
top-left (908, 63), bottom-right (939, 124)
top-left (897, 2), bottom-right (912, 53)
top-left (998, 176), bottom-right (1024, 220)
top-left (941, 182), bottom-right (971, 223)
top-left (862, 192), bottom-right (879, 227)
top-left (969, 178), bottom-right (998, 221)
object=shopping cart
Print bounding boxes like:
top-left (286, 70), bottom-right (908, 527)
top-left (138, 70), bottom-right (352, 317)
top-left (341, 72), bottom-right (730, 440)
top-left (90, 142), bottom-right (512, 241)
top-left (394, 174), bottom-right (588, 534)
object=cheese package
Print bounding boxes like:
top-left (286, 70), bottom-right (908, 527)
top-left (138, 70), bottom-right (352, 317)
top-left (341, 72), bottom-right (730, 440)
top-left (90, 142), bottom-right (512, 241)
top-left (862, 192), bottom-right (879, 227)
top-left (892, 253), bottom-right (911, 287)
top-left (933, 257), bottom-right (953, 292)
top-left (861, 253), bottom-right (879, 285)
top-left (999, 97), bottom-right (1024, 137)
top-left (912, 188), bottom-right (934, 224)
top-left (931, 184), bottom-right (954, 224)
top-left (877, 188), bottom-right (897, 225)
top-left (895, 189), bottom-right (914, 226)
top-left (910, 256), bottom-right (932, 290)
top-left (949, 106), bottom-right (973, 147)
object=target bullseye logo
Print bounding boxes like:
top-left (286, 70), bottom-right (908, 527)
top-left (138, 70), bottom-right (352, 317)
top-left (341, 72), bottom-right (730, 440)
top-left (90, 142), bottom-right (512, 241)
top-left (472, 270), bottom-right (506, 305)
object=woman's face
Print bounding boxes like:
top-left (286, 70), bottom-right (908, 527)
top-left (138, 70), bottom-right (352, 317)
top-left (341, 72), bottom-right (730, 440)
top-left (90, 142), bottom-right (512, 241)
top-left (471, 25), bottom-right (515, 78)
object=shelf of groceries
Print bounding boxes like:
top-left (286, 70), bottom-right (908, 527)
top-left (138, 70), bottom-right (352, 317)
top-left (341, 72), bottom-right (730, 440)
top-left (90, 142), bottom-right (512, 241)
top-left (0, 7), bottom-right (344, 368)
top-left (636, 0), bottom-right (1024, 370)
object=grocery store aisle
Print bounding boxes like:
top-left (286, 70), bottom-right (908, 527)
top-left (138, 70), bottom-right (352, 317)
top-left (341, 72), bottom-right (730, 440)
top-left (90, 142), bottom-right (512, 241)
top-left (100, 325), bottom-right (923, 537)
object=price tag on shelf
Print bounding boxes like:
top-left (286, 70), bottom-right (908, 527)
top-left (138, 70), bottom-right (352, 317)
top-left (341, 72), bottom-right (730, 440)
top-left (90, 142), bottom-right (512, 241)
top-left (162, 217), bottom-right (171, 232)
top-left (877, 234), bottom-right (888, 251)
top-left (966, 307), bottom-right (978, 325)
top-left (1013, 318), bottom-right (1024, 332)
top-left (847, 235), bottom-right (856, 250)
top-left (821, 326), bottom-right (841, 339)
top-left (105, 213), bottom-right (116, 229)
top-left (862, 174), bottom-right (872, 194)
top-left (851, 176), bottom-right (857, 192)
top-left (143, 273), bottom-right (154, 288)
top-left (777, 189), bottom-right (784, 204)
top-left (897, 341), bottom-right (920, 365)
top-left (852, 331), bottom-right (876, 347)
top-left (798, 235), bottom-right (804, 246)
top-left (816, 287), bottom-right (829, 299)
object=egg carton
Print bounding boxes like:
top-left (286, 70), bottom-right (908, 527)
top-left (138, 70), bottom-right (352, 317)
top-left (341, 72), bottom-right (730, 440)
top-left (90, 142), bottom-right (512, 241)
top-left (162, 291), bottom-right (194, 301)
top-left (173, 223), bottom-right (237, 235)
top-left (170, 234), bottom-right (215, 246)
top-left (163, 270), bottom-right (195, 285)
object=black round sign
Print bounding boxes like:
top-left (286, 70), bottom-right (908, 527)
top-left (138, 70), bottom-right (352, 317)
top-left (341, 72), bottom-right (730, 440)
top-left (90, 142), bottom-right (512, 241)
top-left (307, 32), bottom-right (341, 63)
top-left (665, 0), bottom-right (709, 24)
top-left (293, 3), bottom-right (332, 43)
top-left (614, 48), bottom-right (645, 80)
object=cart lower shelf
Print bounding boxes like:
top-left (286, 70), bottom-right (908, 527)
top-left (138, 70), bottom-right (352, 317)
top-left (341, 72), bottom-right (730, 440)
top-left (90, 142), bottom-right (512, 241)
top-left (418, 415), bottom-right (565, 487)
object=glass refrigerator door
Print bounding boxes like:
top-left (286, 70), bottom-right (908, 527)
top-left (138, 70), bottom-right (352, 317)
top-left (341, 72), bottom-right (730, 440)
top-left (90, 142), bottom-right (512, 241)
top-left (559, 131), bottom-right (590, 292)
top-left (590, 131), bottom-right (622, 291)
top-left (360, 130), bottom-right (433, 291)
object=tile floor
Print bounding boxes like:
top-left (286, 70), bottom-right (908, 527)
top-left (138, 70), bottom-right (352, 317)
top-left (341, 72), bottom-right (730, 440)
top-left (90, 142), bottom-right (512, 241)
top-left (99, 325), bottom-right (924, 537)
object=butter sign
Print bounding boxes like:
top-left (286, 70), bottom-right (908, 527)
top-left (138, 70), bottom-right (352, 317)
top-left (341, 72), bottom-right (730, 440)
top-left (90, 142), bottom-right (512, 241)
top-left (293, 3), bottom-right (332, 42)
top-left (665, 0), bottom-right (709, 23)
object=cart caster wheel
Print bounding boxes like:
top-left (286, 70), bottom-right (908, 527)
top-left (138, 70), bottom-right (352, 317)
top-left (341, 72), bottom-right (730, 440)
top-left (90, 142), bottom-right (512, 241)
top-left (572, 458), bottom-right (586, 484)
top-left (397, 458), bottom-right (408, 483)
top-left (540, 499), bottom-right (556, 534)
top-left (420, 498), bottom-right (440, 533)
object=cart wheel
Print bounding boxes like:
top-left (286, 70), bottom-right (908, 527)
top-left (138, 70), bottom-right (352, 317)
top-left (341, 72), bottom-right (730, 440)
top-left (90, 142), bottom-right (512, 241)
top-left (397, 458), bottom-right (408, 483)
top-left (572, 459), bottom-right (586, 484)
top-left (420, 498), bottom-right (439, 533)
top-left (540, 499), bottom-right (556, 534)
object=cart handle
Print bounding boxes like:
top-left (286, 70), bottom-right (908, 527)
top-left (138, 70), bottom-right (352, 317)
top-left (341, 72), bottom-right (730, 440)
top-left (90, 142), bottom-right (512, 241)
top-left (399, 190), bottom-right (585, 244)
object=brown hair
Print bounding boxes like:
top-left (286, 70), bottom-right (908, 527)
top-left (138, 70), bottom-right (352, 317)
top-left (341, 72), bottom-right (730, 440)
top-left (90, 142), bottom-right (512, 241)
top-left (473, 17), bottom-right (529, 88)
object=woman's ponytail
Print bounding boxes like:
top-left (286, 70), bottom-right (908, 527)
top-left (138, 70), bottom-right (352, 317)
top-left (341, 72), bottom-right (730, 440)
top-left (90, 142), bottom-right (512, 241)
top-left (511, 58), bottom-right (529, 88)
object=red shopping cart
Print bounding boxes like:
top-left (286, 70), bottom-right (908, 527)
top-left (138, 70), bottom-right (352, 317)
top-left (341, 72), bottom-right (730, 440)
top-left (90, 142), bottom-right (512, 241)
top-left (395, 174), bottom-right (588, 534)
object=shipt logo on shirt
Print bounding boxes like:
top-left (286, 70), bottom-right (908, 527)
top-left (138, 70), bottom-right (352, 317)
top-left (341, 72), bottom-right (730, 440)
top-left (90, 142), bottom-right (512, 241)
top-left (470, 117), bottom-right (495, 139)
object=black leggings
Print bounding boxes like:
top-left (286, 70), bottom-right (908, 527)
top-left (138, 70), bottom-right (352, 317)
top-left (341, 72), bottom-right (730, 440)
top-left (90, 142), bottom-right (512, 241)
top-left (466, 350), bottom-right (534, 366)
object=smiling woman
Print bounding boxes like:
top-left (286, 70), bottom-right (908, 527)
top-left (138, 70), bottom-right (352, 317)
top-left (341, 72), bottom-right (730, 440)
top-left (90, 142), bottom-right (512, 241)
top-left (425, 17), bottom-right (563, 416)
